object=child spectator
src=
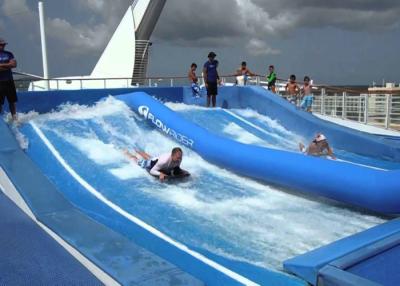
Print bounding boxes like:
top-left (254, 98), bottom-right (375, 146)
top-left (285, 74), bottom-right (299, 104)
top-left (188, 63), bottom-right (200, 97)
top-left (266, 65), bottom-right (276, 93)
top-left (236, 61), bottom-right (256, 85)
top-left (300, 76), bottom-right (313, 112)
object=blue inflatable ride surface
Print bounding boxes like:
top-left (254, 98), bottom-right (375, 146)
top-left (117, 91), bottom-right (400, 214)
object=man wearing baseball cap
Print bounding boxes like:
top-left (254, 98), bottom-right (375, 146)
top-left (299, 133), bottom-right (336, 159)
top-left (203, 51), bottom-right (220, 107)
top-left (0, 38), bottom-right (18, 121)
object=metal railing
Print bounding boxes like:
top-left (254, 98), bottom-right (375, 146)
top-left (311, 88), bottom-right (400, 131)
top-left (13, 75), bottom-right (400, 131)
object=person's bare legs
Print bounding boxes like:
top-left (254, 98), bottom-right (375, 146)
top-left (124, 150), bottom-right (139, 162)
top-left (135, 150), bottom-right (151, 160)
top-left (206, 95), bottom-right (211, 107)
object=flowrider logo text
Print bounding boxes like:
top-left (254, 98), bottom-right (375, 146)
top-left (138, 106), bottom-right (194, 147)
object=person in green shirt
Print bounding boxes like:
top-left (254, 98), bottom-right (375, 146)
top-left (266, 65), bottom-right (276, 93)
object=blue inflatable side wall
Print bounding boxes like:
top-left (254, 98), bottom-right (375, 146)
top-left (117, 91), bottom-right (400, 214)
top-left (16, 87), bottom-right (183, 114)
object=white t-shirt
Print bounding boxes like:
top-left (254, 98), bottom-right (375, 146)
top-left (149, 153), bottom-right (181, 176)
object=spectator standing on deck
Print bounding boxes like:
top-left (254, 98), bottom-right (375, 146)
top-left (285, 74), bottom-right (299, 104)
top-left (300, 76), bottom-right (314, 112)
top-left (0, 38), bottom-right (18, 121)
top-left (235, 61), bottom-right (256, 85)
top-left (188, 63), bottom-right (200, 97)
top-left (203, 52), bottom-right (220, 107)
top-left (266, 65), bottom-right (277, 93)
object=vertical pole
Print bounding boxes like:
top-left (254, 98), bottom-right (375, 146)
top-left (321, 88), bottom-right (326, 114)
top-left (38, 2), bottom-right (49, 90)
top-left (342, 92), bottom-right (347, 119)
top-left (385, 94), bottom-right (391, 129)
top-left (334, 93), bottom-right (337, 116)
top-left (364, 94), bottom-right (369, 124)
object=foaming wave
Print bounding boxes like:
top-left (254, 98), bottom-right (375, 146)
top-left (166, 102), bottom-right (210, 112)
top-left (34, 96), bottom-right (133, 123)
top-left (223, 122), bottom-right (269, 146)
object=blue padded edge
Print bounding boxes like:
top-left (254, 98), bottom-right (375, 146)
top-left (317, 265), bottom-right (381, 286)
top-left (283, 218), bottom-right (400, 285)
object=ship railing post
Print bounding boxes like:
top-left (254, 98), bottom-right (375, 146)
top-left (385, 94), bottom-right (391, 129)
top-left (342, 92), bottom-right (347, 119)
top-left (321, 88), bottom-right (326, 114)
top-left (334, 93), bottom-right (337, 116)
top-left (364, 94), bottom-right (369, 124)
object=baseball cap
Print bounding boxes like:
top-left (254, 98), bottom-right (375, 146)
top-left (0, 38), bottom-right (7, 45)
top-left (208, 51), bottom-right (216, 58)
top-left (315, 133), bottom-right (326, 142)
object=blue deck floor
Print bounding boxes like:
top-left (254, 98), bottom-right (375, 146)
top-left (0, 192), bottom-right (102, 285)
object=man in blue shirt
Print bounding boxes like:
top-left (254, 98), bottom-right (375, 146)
top-left (0, 38), bottom-right (17, 121)
top-left (203, 51), bottom-right (220, 107)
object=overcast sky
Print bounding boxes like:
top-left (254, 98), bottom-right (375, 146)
top-left (1, 0), bottom-right (399, 85)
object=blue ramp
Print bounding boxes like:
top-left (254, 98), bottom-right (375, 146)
top-left (0, 192), bottom-right (102, 285)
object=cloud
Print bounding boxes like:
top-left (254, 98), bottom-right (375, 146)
top-left (0, 0), bottom-right (133, 55)
top-left (84, 0), bottom-right (106, 12)
top-left (153, 0), bottom-right (400, 49)
top-left (246, 39), bottom-right (281, 56)
top-left (1, 0), bottom-right (31, 18)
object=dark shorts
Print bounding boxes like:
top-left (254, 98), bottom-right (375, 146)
top-left (0, 80), bottom-right (18, 105)
top-left (206, 81), bottom-right (218, 96)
